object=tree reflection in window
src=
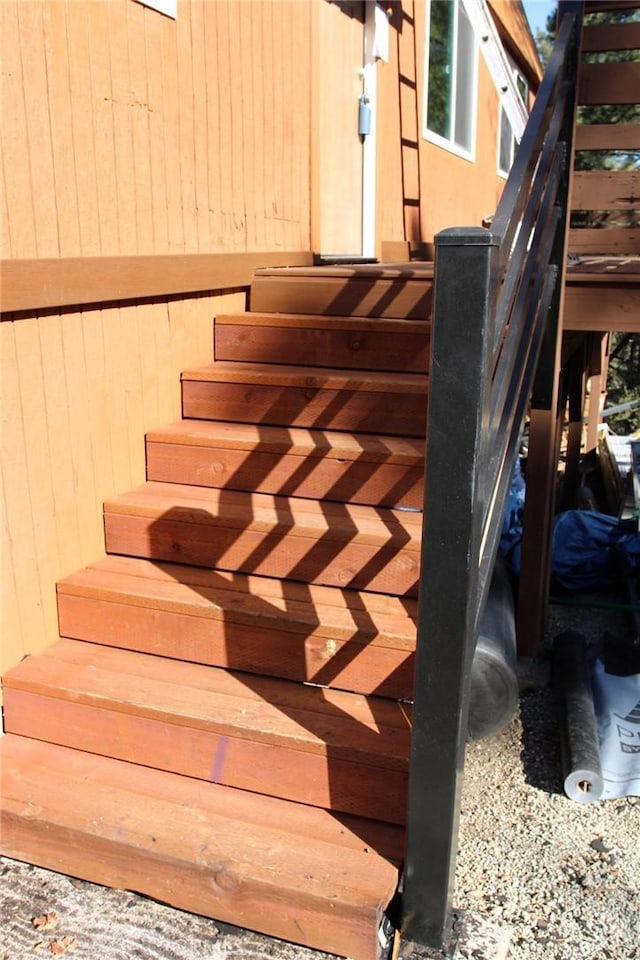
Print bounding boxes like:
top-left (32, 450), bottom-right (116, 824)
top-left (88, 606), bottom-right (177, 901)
top-left (427, 1), bottom-right (454, 139)
top-left (425, 0), bottom-right (476, 155)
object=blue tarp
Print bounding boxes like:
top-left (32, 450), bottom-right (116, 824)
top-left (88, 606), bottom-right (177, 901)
top-left (551, 510), bottom-right (640, 591)
top-left (499, 462), bottom-right (640, 589)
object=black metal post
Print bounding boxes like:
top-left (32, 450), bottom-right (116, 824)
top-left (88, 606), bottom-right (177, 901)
top-left (400, 227), bottom-right (498, 949)
top-left (517, 1), bottom-right (583, 654)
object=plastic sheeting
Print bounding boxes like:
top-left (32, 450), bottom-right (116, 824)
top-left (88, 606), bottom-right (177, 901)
top-left (592, 658), bottom-right (640, 800)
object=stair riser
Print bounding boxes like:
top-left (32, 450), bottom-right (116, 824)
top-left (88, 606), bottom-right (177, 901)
top-left (103, 514), bottom-right (421, 596)
top-left (57, 594), bottom-right (416, 699)
top-left (145, 440), bottom-right (424, 508)
top-left (249, 275), bottom-right (433, 319)
top-left (4, 690), bottom-right (408, 825)
top-left (2, 736), bottom-right (398, 960)
top-left (214, 323), bottom-right (429, 372)
top-left (2, 815), bottom-right (384, 960)
top-left (182, 380), bottom-right (428, 437)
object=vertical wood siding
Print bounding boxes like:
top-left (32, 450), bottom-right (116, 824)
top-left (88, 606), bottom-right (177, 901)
top-left (1, 292), bottom-right (245, 676)
top-left (1, 0), bottom-right (312, 259)
top-left (1, 0), bottom-right (312, 677)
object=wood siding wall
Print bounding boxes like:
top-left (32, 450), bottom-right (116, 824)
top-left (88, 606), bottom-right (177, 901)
top-left (1, 0), bottom-right (313, 678)
top-left (1, 0), bottom-right (540, 678)
top-left (1, 291), bottom-right (246, 677)
top-left (1, 0), bottom-right (311, 259)
top-left (376, 0), bottom-right (534, 248)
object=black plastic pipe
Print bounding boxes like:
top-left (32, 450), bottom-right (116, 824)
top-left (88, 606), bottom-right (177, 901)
top-left (553, 630), bottom-right (603, 803)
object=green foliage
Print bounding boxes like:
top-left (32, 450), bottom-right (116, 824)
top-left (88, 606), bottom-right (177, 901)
top-left (606, 335), bottom-right (640, 435)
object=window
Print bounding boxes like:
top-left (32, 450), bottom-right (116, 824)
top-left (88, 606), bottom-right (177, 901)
top-left (498, 70), bottom-right (528, 177)
top-left (424, 0), bottom-right (478, 160)
top-left (134, 0), bottom-right (176, 18)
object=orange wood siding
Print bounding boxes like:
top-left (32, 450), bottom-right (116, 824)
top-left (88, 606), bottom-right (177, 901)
top-left (1, 0), bottom-right (543, 683)
top-left (411, 2), bottom-right (509, 241)
top-left (0, 0), bottom-right (312, 259)
top-left (1, 0), bottom-right (314, 680)
top-left (1, 291), bottom-right (245, 678)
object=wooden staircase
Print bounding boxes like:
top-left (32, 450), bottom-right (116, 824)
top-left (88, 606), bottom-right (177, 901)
top-left (1, 263), bottom-right (435, 960)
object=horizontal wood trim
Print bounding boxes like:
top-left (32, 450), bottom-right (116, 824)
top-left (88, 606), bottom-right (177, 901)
top-left (571, 170), bottom-right (640, 210)
top-left (581, 21), bottom-right (640, 52)
top-left (578, 61), bottom-right (640, 106)
top-left (0, 251), bottom-right (314, 314)
top-left (563, 283), bottom-right (640, 333)
top-left (584, 0), bottom-right (640, 11)
top-left (568, 227), bottom-right (640, 255)
top-left (575, 123), bottom-right (640, 151)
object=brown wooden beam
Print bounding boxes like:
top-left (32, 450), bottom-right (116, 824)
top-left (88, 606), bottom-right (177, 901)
top-left (584, 0), bottom-right (640, 12)
top-left (571, 170), bottom-right (639, 211)
top-left (563, 282), bottom-right (640, 332)
top-left (516, 408), bottom-right (563, 656)
top-left (578, 61), bottom-right (640, 106)
top-left (568, 227), bottom-right (640, 256)
top-left (581, 21), bottom-right (640, 52)
top-left (574, 123), bottom-right (640, 151)
top-left (0, 251), bottom-right (314, 314)
top-left (585, 334), bottom-right (610, 453)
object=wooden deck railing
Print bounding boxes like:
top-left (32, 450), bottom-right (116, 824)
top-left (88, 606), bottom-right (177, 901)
top-left (399, 3), bottom-right (584, 950)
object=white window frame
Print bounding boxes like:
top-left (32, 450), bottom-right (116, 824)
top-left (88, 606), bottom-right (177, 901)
top-left (423, 0), bottom-right (479, 163)
top-left (497, 65), bottom-right (528, 178)
top-left (134, 0), bottom-right (177, 18)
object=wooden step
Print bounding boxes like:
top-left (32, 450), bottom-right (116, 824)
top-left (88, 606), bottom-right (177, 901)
top-left (103, 481), bottom-right (423, 596)
top-left (214, 312), bottom-right (430, 372)
top-left (146, 420), bottom-right (425, 508)
top-left (181, 361), bottom-right (428, 437)
top-left (2, 639), bottom-right (411, 824)
top-left (0, 734), bottom-right (402, 960)
top-left (56, 556), bottom-right (417, 698)
top-left (249, 263), bottom-right (434, 318)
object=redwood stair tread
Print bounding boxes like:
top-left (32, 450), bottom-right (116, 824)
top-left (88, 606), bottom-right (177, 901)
top-left (146, 419), bottom-right (425, 463)
top-left (3, 638), bottom-right (411, 761)
top-left (59, 555), bottom-right (419, 623)
top-left (215, 311), bottom-right (432, 332)
top-left (181, 360), bottom-right (428, 391)
top-left (145, 420), bottom-right (425, 507)
top-left (180, 362), bottom-right (428, 436)
top-left (103, 481), bottom-right (423, 595)
top-left (0, 734), bottom-right (401, 960)
top-left (213, 312), bottom-right (430, 371)
top-left (3, 639), bottom-right (411, 823)
top-left (249, 265), bottom-right (434, 319)
top-left (104, 480), bottom-right (423, 541)
top-left (56, 557), bottom-right (417, 698)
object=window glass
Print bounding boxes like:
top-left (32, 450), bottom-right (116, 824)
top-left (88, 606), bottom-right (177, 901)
top-left (497, 65), bottom-right (528, 177)
top-left (424, 0), bottom-right (477, 158)
top-left (454, 4), bottom-right (474, 152)
top-left (427, 2), bottom-right (455, 140)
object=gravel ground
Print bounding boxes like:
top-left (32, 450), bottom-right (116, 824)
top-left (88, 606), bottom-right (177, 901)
top-left (455, 593), bottom-right (640, 960)
top-left (1, 593), bottom-right (638, 960)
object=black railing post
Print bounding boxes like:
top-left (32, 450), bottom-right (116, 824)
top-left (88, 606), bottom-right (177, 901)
top-left (400, 227), bottom-right (498, 950)
top-left (516, 1), bottom-right (583, 656)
